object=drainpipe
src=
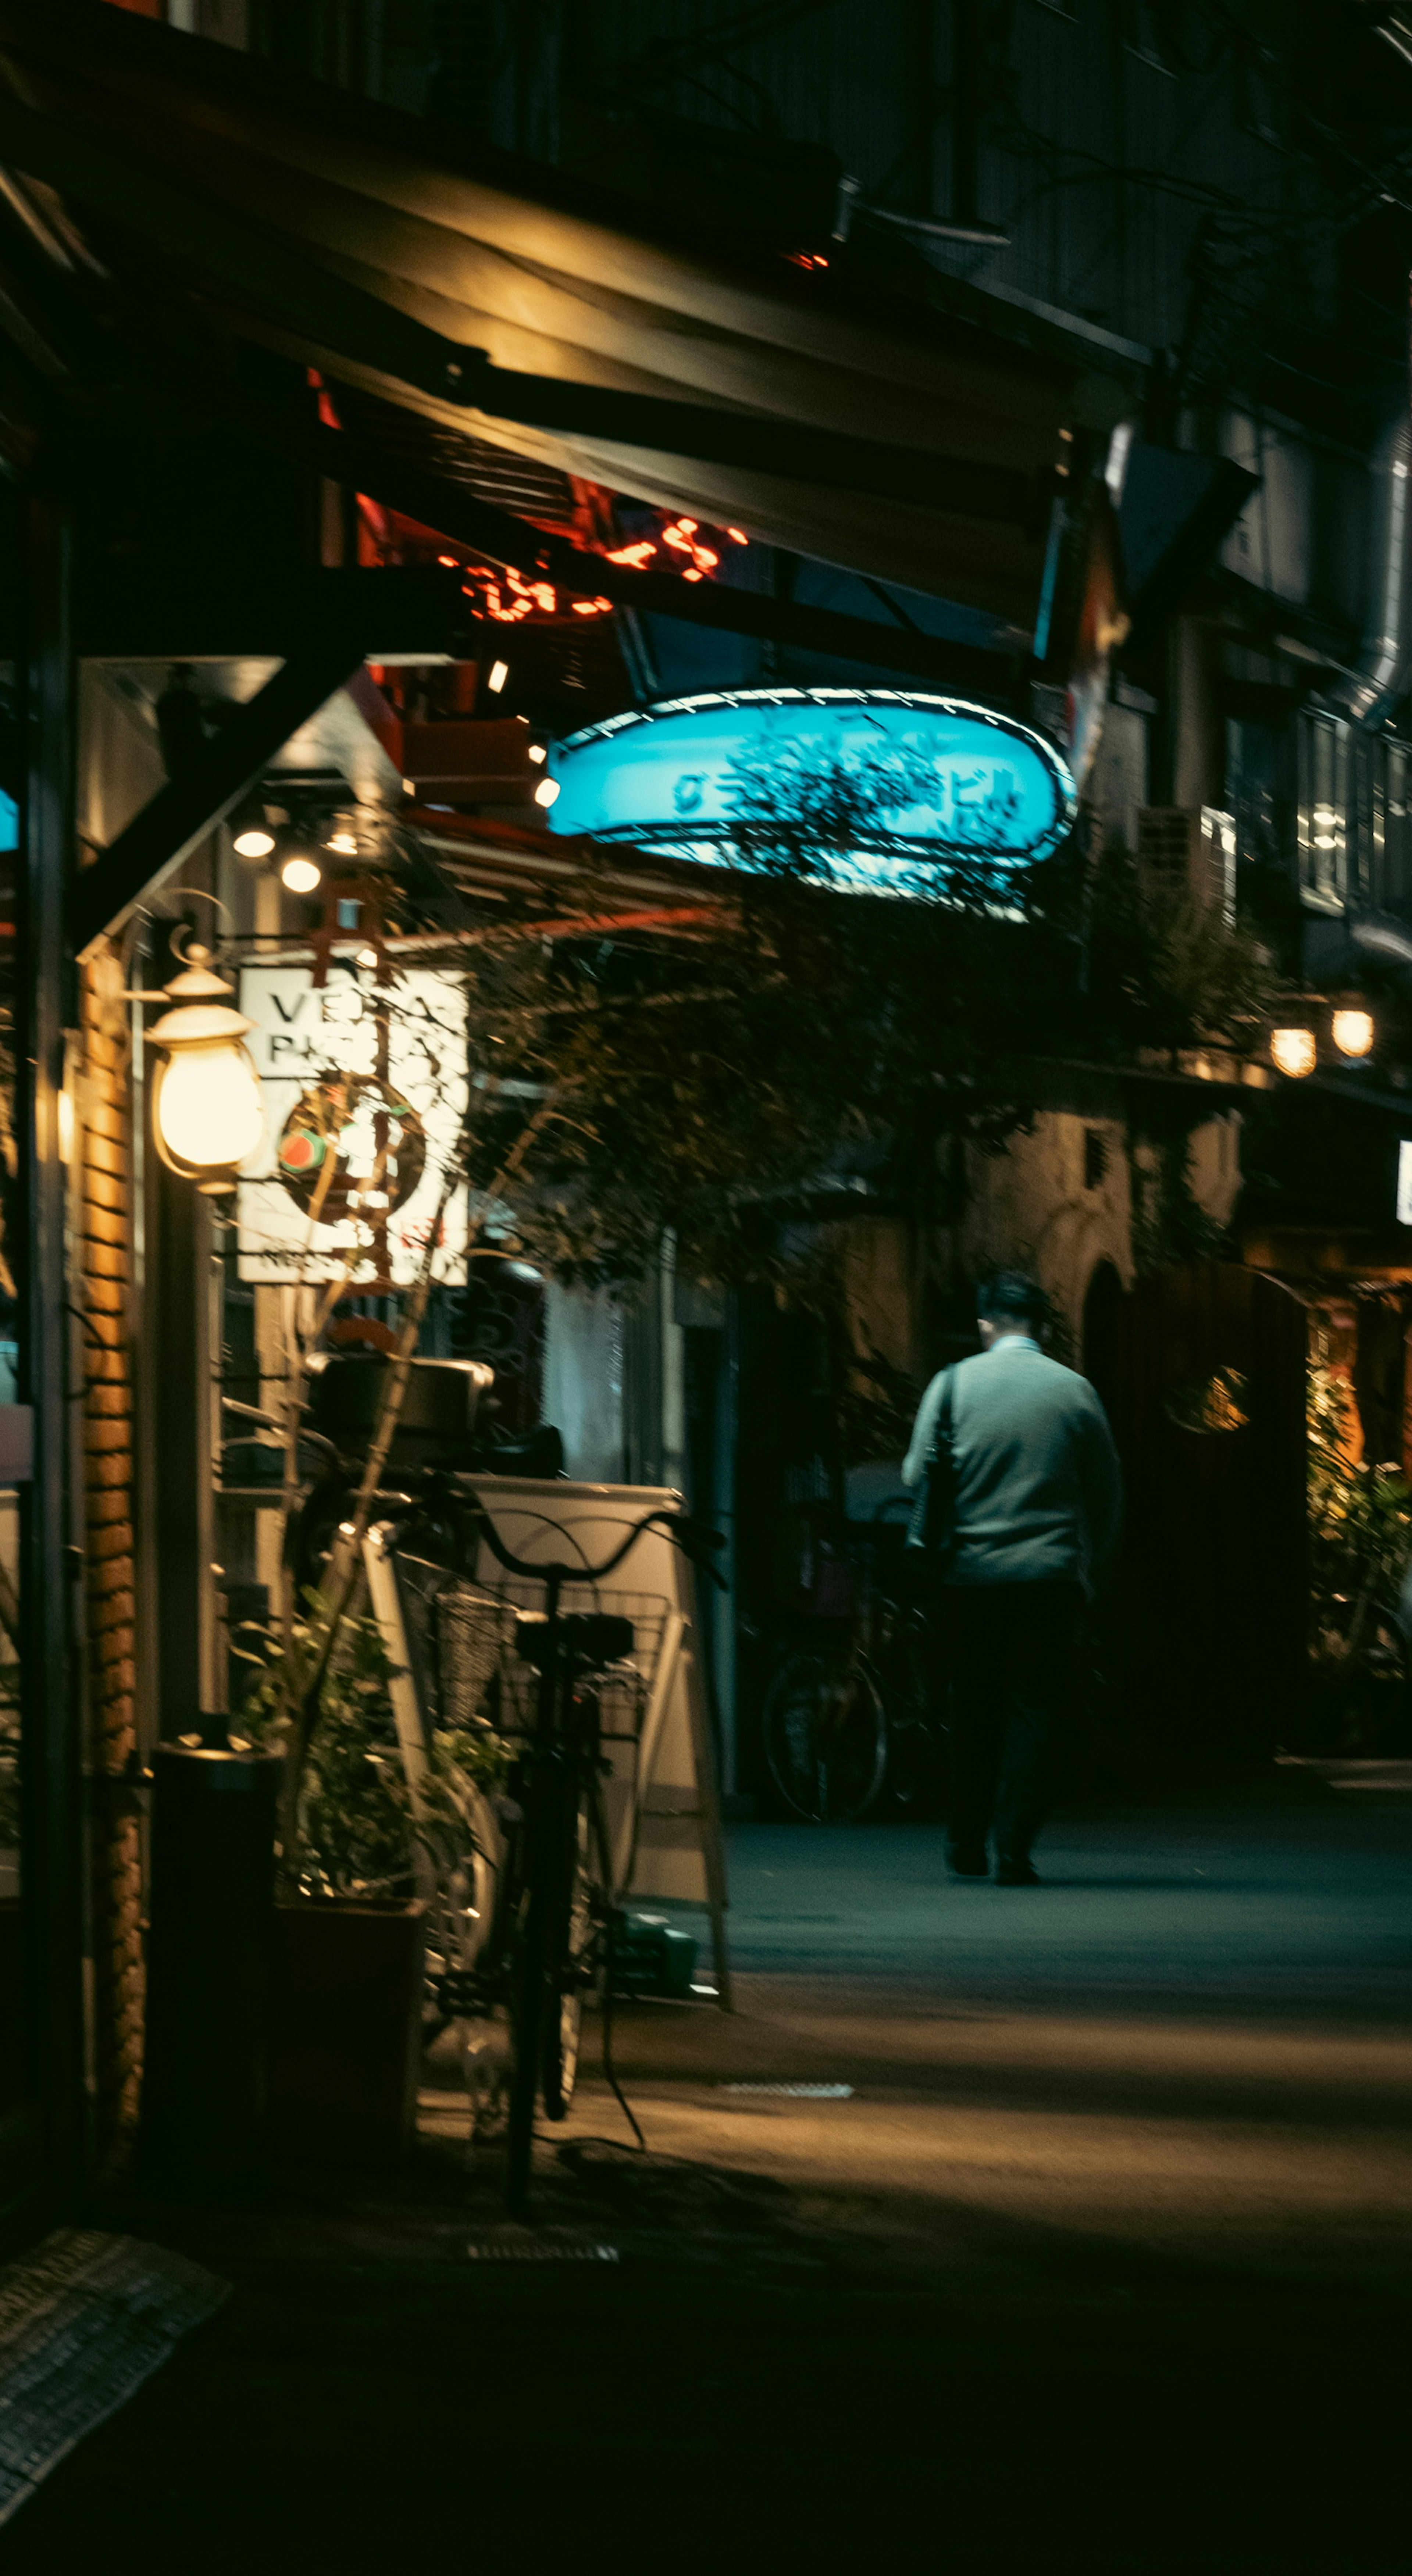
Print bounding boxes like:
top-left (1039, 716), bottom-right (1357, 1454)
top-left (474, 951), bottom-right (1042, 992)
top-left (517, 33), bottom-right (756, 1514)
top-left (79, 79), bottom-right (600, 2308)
top-left (1331, 399), bottom-right (1412, 730)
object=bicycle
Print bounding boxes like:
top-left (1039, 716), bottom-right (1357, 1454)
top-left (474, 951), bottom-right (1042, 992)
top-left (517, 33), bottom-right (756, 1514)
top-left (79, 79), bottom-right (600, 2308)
top-left (470, 1494), bottom-right (725, 2211)
top-left (361, 1478), bottom-right (724, 2213)
top-left (760, 1502), bottom-right (942, 1824)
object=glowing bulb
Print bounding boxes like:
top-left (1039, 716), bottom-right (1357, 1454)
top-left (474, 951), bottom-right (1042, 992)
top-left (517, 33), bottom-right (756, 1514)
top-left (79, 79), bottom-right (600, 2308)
top-left (1331, 1008), bottom-right (1374, 1059)
top-left (528, 743), bottom-right (547, 763)
top-left (281, 855), bottom-right (322, 894)
top-left (1271, 1027), bottom-right (1317, 1079)
top-left (326, 831), bottom-right (358, 856)
top-left (146, 947), bottom-right (265, 1190)
top-left (534, 776), bottom-right (560, 808)
top-left (488, 660), bottom-right (509, 692)
top-left (157, 1046), bottom-right (264, 1175)
top-left (233, 827), bottom-right (276, 859)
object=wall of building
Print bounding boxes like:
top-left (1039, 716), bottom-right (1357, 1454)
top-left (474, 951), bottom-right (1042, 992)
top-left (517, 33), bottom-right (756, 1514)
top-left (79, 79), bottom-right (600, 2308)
top-left (74, 950), bottom-right (145, 2153)
top-left (542, 1281), bottom-right (625, 1482)
top-left (960, 1109), bottom-right (1133, 1348)
top-left (542, 1257), bottom-right (688, 1493)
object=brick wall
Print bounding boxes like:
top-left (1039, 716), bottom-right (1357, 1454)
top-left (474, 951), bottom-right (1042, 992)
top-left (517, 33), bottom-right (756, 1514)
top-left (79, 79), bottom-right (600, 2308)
top-left (77, 955), bottom-right (143, 2148)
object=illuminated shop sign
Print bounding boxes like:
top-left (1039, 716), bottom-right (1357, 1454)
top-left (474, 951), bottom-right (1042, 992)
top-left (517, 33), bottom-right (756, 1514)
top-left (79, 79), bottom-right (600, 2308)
top-left (235, 964), bottom-right (468, 1286)
top-left (545, 689), bottom-right (1076, 891)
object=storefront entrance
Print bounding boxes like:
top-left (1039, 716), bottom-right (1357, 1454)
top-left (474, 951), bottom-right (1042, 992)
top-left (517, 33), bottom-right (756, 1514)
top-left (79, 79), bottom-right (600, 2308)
top-left (1098, 1260), bottom-right (1308, 1753)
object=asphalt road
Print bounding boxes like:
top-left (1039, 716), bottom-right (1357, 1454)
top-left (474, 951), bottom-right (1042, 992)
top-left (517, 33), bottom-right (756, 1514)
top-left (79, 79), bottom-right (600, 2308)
top-left (9, 1771), bottom-right (1412, 2571)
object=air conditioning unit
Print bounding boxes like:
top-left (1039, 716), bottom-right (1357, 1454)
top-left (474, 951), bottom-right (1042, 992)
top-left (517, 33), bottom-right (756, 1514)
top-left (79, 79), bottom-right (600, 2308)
top-left (1137, 807), bottom-right (1235, 922)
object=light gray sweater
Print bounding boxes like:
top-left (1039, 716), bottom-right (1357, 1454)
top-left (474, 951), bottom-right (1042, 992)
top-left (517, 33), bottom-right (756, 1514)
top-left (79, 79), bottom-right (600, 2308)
top-left (902, 1334), bottom-right (1123, 1590)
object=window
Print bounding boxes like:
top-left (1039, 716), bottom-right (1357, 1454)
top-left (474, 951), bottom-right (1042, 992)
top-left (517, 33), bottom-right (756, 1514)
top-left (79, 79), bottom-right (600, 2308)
top-left (1294, 712), bottom-right (1412, 920)
top-left (1298, 711), bottom-right (1348, 913)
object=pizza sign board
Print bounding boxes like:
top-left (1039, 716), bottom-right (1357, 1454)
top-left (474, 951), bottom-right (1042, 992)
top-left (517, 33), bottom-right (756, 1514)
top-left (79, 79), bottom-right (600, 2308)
top-left (235, 963), bottom-right (468, 1286)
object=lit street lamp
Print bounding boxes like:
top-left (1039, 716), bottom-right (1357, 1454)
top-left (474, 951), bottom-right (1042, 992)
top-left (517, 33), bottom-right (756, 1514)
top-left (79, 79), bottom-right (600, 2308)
top-left (1270, 1026), bottom-right (1317, 1079)
top-left (145, 944), bottom-right (264, 1193)
top-left (1331, 1007), bottom-right (1375, 1059)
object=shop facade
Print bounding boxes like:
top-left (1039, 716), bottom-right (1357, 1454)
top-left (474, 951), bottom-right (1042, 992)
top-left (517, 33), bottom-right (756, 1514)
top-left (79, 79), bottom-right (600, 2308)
top-left (7, 0), bottom-right (1412, 2208)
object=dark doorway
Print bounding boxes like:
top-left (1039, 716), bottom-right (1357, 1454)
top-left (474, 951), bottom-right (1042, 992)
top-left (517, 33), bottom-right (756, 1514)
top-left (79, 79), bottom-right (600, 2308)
top-left (1352, 1295), bottom-right (1406, 1471)
top-left (1104, 1262), bottom-right (1307, 1754)
top-left (1081, 1258), bottom-right (1123, 1417)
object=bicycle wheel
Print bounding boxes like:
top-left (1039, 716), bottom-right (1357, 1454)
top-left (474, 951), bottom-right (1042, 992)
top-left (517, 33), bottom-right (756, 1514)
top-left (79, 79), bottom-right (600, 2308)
top-left (504, 1871), bottom-right (548, 2217)
top-left (762, 1652), bottom-right (888, 1824)
top-left (541, 1780), bottom-right (595, 2120)
top-left (880, 1608), bottom-right (947, 1815)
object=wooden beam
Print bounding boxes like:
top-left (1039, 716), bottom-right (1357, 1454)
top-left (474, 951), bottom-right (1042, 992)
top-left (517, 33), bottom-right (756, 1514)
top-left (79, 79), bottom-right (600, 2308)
top-left (70, 624), bottom-right (370, 957)
top-left (0, 87), bottom-right (1038, 524)
top-left (296, 418), bottom-right (1021, 696)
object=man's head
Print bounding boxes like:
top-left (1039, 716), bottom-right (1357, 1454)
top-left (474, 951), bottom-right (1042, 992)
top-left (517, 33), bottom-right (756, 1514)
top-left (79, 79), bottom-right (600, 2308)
top-left (976, 1271), bottom-right (1050, 1348)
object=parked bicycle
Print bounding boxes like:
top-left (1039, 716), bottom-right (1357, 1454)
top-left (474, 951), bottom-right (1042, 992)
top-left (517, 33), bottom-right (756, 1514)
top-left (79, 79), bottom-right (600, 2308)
top-left (321, 1471), bottom-right (723, 2214)
top-left (761, 1501), bottom-right (944, 1825)
top-left (468, 1496), bottom-right (723, 2209)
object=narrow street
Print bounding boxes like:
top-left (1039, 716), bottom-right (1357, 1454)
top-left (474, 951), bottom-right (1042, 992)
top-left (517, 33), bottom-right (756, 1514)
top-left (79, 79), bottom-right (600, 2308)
top-left (8, 10), bottom-right (1412, 2563)
top-left (12, 1770), bottom-right (1410, 2571)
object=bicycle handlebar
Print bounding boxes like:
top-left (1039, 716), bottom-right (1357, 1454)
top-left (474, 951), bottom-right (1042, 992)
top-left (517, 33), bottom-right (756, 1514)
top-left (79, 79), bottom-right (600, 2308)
top-left (472, 1499), bottom-right (727, 1590)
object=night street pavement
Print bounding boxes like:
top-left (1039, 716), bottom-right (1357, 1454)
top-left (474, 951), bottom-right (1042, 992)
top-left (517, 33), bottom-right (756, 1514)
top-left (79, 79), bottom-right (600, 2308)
top-left (11, 1767), bottom-right (1412, 2571)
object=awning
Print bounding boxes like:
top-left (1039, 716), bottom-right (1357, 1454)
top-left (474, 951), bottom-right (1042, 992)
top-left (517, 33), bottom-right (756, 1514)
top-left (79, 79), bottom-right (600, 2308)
top-left (0, 3), bottom-right (1097, 631)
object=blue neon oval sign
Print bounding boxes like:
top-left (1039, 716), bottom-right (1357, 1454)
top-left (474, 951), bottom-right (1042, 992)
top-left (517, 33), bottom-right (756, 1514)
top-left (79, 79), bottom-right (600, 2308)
top-left (546, 689), bottom-right (1076, 892)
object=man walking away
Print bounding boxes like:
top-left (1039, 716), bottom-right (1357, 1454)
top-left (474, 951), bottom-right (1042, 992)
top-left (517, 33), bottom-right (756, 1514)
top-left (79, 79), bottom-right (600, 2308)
top-left (903, 1273), bottom-right (1122, 1885)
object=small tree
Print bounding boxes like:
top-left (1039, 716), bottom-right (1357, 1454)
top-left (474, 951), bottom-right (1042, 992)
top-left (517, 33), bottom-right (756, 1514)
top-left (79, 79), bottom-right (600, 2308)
top-left (718, 737), bottom-right (1027, 901)
top-left (1307, 1362), bottom-right (1412, 1739)
top-left (247, 801), bottom-right (1296, 1843)
top-left (238, 1590), bottom-right (508, 1900)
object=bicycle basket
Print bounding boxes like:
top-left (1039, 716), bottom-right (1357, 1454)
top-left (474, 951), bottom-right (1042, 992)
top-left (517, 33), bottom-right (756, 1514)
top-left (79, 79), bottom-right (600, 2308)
top-left (434, 1580), bottom-right (535, 1734)
top-left (449, 1573), bottom-right (670, 1745)
top-left (386, 1552), bottom-right (520, 1731)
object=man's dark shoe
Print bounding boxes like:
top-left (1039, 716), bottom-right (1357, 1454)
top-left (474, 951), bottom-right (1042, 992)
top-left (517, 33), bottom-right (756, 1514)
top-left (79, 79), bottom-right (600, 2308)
top-left (994, 1856), bottom-right (1041, 1886)
top-left (946, 1843), bottom-right (989, 1877)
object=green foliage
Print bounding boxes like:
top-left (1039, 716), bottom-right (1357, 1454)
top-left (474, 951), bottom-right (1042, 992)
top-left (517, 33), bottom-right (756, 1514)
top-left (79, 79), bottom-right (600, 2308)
top-left (719, 738), bottom-right (1023, 896)
top-left (238, 1592), bottom-right (509, 1900)
top-left (1038, 839), bottom-right (1288, 1059)
top-left (0, 1686), bottom-right (17, 1854)
top-left (466, 883), bottom-right (1048, 1290)
top-left (1127, 1126), bottom-right (1232, 1280)
top-left (432, 799), bottom-right (1292, 1299)
top-left (1306, 1362), bottom-right (1412, 1684)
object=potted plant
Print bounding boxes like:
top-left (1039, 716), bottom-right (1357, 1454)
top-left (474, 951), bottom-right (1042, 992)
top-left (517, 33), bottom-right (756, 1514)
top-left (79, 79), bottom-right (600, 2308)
top-left (235, 1593), bottom-right (507, 2165)
top-left (1306, 1364), bottom-right (1412, 1754)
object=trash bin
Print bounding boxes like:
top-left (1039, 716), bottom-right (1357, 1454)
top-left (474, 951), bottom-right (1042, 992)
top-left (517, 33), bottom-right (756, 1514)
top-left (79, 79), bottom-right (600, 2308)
top-left (139, 1724), bottom-right (281, 2188)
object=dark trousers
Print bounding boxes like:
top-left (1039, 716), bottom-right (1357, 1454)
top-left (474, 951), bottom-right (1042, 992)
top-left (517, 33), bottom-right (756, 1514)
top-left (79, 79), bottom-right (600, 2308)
top-left (944, 1582), bottom-right (1081, 1862)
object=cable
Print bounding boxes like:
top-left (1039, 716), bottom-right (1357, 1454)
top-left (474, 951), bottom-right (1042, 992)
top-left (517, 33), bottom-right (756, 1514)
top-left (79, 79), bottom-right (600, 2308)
top-left (599, 1908), bottom-right (647, 2152)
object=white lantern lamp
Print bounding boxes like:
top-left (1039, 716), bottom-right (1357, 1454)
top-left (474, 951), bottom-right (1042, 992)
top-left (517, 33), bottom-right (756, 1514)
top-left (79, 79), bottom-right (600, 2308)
top-left (1331, 1006), bottom-right (1375, 1060)
top-left (145, 944), bottom-right (265, 1195)
top-left (1270, 1026), bottom-right (1317, 1080)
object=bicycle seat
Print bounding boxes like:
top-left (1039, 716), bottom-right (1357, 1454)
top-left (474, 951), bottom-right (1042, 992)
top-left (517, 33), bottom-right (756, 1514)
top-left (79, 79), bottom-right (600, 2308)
top-left (516, 1612), bottom-right (635, 1673)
